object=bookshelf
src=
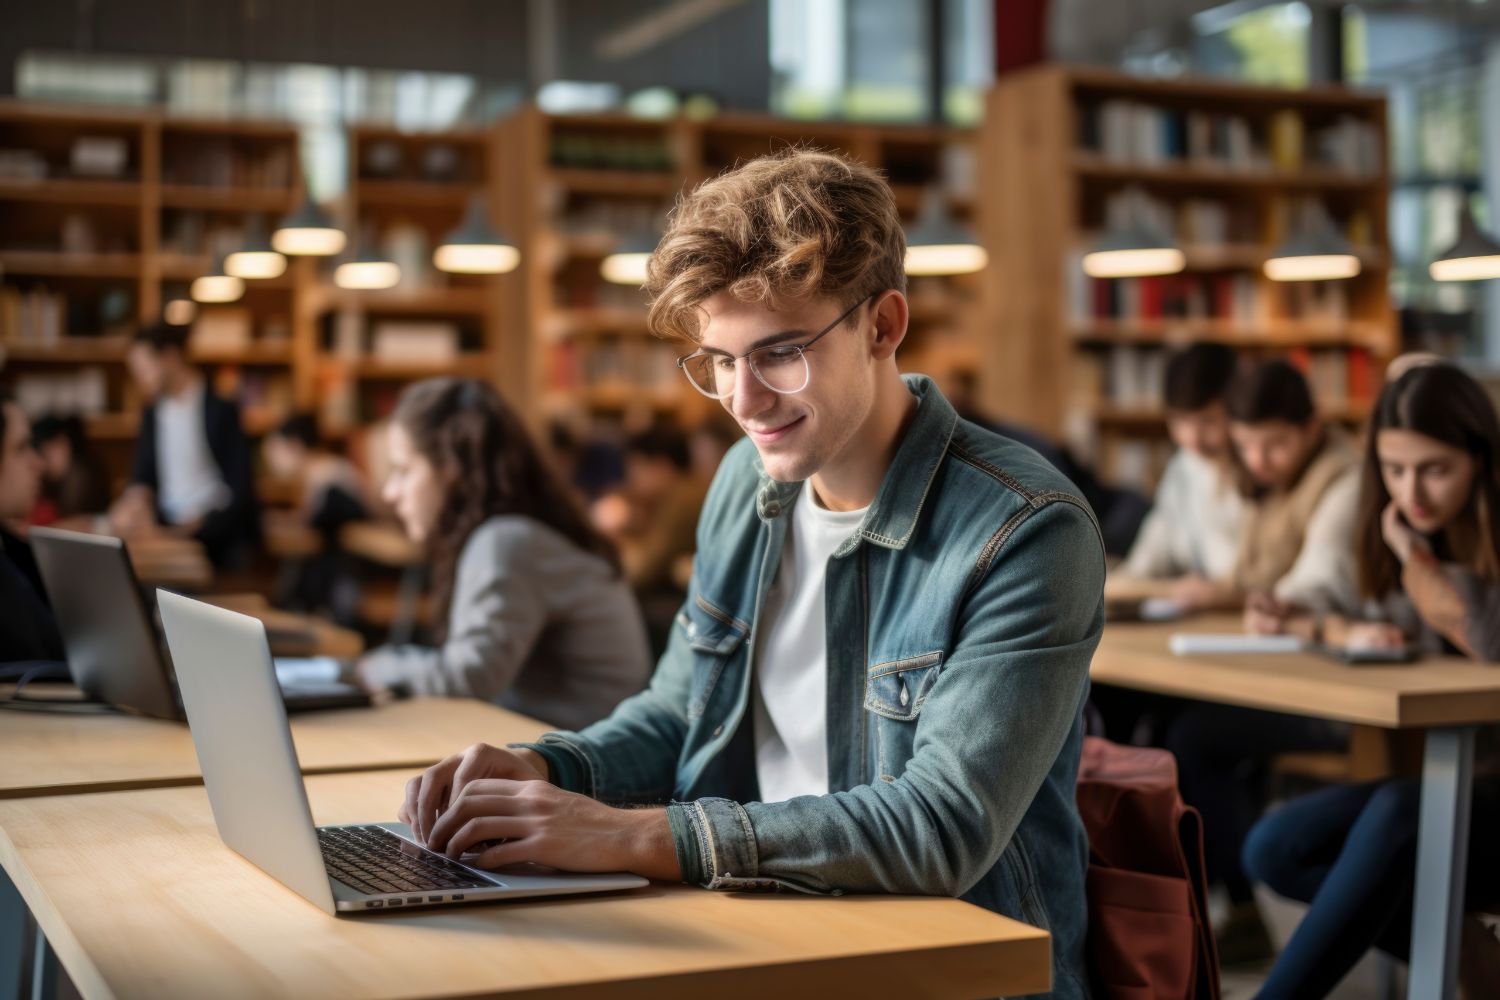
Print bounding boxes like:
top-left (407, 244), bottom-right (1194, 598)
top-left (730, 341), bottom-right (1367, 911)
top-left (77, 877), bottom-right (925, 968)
top-left (0, 102), bottom-right (305, 490)
top-left (304, 125), bottom-right (521, 438)
top-left (977, 65), bottom-right (1396, 491)
top-left (494, 108), bottom-right (979, 433)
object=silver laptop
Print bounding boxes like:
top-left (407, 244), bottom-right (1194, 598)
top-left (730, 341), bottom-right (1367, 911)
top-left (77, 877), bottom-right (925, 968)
top-left (156, 589), bottom-right (648, 914)
top-left (30, 526), bottom-right (369, 718)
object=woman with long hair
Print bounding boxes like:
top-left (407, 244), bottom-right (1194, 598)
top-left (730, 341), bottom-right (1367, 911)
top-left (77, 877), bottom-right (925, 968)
top-left (357, 378), bottom-right (652, 730)
top-left (1242, 362), bottom-right (1500, 997)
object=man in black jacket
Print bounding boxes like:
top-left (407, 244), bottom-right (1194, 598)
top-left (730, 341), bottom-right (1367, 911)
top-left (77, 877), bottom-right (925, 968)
top-left (110, 323), bottom-right (259, 567)
top-left (0, 395), bottom-right (64, 663)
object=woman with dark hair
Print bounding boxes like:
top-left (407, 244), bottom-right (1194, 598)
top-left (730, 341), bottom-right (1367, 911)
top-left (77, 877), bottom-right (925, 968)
top-left (1242, 362), bottom-right (1500, 997)
top-left (356, 378), bottom-right (652, 730)
top-left (32, 413), bottom-right (109, 523)
top-left (0, 397), bottom-right (65, 663)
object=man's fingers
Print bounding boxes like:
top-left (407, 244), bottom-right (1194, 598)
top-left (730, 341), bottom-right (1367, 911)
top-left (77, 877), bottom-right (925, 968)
top-left (398, 775), bottom-right (420, 826)
top-left (471, 837), bottom-right (536, 871)
top-left (427, 796), bottom-right (531, 856)
top-left (414, 755), bottom-right (461, 845)
top-left (450, 745), bottom-right (499, 801)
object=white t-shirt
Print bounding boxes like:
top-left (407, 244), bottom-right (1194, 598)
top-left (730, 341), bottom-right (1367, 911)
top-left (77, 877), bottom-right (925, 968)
top-left (155, 382), bottom-right (230, 525)
top-left (752, 479), bottom-right (867, 803)
top-left (1122, 448), bottom-right (1244, 581)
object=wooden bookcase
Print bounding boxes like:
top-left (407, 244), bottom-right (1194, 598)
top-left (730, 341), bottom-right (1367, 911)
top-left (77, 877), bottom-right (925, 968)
top-left (3, 102), bottom-right (980, 485)
top-left (301, 125), bottom-right (523, 438)
top-left (494, 107), bottom-right (980, 433)
top-left (0, 103), bottom-right (303, 488)
top-left (977, 65), bottom-right (1396, 489)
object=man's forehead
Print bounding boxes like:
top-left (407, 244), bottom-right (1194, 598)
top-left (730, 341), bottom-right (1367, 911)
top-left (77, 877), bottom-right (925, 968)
top-left (693, 292), bottom-right (838, 350)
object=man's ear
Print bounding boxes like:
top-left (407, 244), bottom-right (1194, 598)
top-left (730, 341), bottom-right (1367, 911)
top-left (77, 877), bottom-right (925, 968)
top-left (868, 290), bottom-right (909, 362)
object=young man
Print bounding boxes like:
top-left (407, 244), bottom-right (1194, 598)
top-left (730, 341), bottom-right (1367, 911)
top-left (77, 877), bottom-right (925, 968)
top-left (1227, 358), bottom-right (1361, 628)
top-left (109, 323), bottom-right (259, 567)
top-left (400, 150), bottom-right (1104, 997)
top-left (1116, 342), bottom-right (1244, 610)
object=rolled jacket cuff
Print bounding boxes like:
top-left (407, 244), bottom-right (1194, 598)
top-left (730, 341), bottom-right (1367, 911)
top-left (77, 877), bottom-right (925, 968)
top-left (671, 797), bottom-right (796, 891)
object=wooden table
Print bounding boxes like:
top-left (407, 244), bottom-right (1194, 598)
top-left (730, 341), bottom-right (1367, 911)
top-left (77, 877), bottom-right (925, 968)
top-left (0, 697), bottom-right (543, 800)
top-left (1093, 617), bottom-right (1500, 1000)
top-left (0, 770), bottom-right (1051, 999)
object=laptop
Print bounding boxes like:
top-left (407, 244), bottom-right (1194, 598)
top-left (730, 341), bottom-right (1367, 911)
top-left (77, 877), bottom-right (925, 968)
top-left (30, 526), bottom-right (370, 718)
top-left (156, 589), bottom-right (648, 913)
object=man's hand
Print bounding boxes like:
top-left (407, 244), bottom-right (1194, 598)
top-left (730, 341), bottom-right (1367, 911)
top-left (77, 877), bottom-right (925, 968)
top-left (423, 778), bottom-right (681, 881)
top-left (1243, 592), bottom-right (1294, 635)
top-left (398, 743), bottom-right (550, 846)
top-left (1170, 574), bottom-right (1231, 612)
top-left (1343, 622), bottom-right (1407, 651)
top-left (107, 486), bottom-right (157, 538)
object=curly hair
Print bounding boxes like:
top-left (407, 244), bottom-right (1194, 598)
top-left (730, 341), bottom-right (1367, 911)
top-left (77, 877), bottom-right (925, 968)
top-left (391, 378), bottom-right (620, 640)
top-left (645, 147), bottom-right (906, 342)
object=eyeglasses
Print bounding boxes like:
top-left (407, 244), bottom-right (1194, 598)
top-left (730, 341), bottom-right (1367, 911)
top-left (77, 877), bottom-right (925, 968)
top-left (676, 293), bottom-right (874, 400)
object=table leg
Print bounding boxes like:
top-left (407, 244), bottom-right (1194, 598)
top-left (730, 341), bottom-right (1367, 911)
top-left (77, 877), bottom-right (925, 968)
top-left (1408, 726), bottom-right (1476, 1000)
top-left (17, 910), bottom-right (56, 1000)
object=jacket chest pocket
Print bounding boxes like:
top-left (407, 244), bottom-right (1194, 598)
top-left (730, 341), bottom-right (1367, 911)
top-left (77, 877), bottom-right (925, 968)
top-left (864, 651), bottom-right (943, 777)
top-left (678, 596), bottom-right (749, 720)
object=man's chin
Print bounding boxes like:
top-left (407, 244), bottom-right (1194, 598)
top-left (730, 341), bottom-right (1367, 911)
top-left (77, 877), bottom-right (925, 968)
top-left (755, 450), bottom-right (815, 484)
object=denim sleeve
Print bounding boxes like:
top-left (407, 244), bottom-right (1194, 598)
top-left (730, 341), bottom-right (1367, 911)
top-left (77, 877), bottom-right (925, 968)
top-left (673, 499), bottom-right (1103, 896)
top-left (511, 595), bottom-right (696, 804)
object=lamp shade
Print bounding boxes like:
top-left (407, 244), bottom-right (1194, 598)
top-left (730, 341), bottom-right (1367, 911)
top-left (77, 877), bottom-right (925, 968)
top-left (1429, 204), bottom-right (1500, 282)
top-left (1265, 200), bottom-right (1361, 282)
top-left (1082, 186), bottom-right (1184, 278)
top-left (225, 214), bottom-right (287, 280)
top-left (190, 265), bottom-right (245, 304)
top-left (600, 230), bottom-right (659, 285)
top-left (272, 194), bottom-right (347, 257)
top-left (1082, 226), bottom-right (1187, 278)
top-left (905, 188), bottom-right (987, 276)
top-left (434, 195), bottom-right (520, 275)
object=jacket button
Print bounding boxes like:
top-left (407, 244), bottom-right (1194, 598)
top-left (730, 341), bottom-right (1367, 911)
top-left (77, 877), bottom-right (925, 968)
top-left (764, 503), bottom-right (780, 516)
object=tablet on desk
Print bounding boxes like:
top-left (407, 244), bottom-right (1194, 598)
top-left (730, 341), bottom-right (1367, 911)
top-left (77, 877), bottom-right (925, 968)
top-left (1168, 633), bottom-right (1305, 655)
top-left (1106, 596), bottom-right (1186, 623)
top-left (1310, 643), bottom-right (1418, 666)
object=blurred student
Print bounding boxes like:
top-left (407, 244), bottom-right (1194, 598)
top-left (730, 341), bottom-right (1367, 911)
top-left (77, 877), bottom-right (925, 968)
top-left (1163, 359), bottom-right (1363, 961)
top-left (1116, 342), bottom-right (1244, 609)
top-left (356, 378), bottom-right (651, 730)
top-left (619, 425), bottom-right (707, 593)
top-left (262, 413), bottom-right (372, 614)
top-left (264, 414), bottom-right (370, 538)
top-left (1242, 362), bottom-right (1500, 997)
top-left (109, 323), bottom-right (259, 567)
top-left (31, 414), bottom-right (109, 524)
top-left (1228, 358), bottom-right (1363, 628)
top-left (0, 396), bottom-right (64, 663)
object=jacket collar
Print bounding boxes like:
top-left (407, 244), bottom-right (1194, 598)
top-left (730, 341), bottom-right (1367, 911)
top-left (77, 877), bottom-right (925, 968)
top-left (753, 374), bottom-right (958, 555)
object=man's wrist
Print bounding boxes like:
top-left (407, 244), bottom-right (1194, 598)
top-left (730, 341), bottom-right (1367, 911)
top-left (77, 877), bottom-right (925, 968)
top-left (512, 747), bottom-right (550, 782)
top-left (621, 808), bottom-right (681, 882)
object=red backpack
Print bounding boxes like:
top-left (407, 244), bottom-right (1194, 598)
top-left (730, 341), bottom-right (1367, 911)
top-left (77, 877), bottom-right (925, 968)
top-left (1076, 737), bottom-right (1220, 1000)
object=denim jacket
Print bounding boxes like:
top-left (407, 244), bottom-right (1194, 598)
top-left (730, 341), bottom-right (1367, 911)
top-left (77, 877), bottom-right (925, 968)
top-left (524, 376), bottom-right (1103, 998)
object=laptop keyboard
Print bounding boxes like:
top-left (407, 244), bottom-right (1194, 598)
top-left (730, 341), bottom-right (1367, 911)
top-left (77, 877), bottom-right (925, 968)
top-left (318, 825), bottom-right (494, 896)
